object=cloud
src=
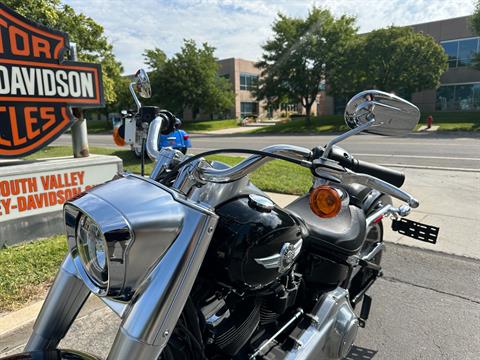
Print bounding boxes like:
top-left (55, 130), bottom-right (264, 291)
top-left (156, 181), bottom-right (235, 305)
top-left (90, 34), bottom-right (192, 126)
top-left (63, 0), bottom-right (475, 74)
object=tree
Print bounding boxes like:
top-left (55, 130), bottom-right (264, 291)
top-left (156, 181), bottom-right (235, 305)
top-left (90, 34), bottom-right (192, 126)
top-left (145, 40), bottom-right (235, 120)
top-left (354, 27), bottom-right (448, 98)
top-left (256, 8), bottom-right (357, 121)
top-left (470, 1), bottom-right (480, 70)
top-left (143, 48), bottom-right (167, 71)
top-left (3, 0), bottom-right (124, 105)
top-left (471, 1), bottom-right (480, 35)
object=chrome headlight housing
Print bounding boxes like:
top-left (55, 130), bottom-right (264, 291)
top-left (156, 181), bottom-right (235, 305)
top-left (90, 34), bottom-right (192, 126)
top-left (64, 174), bottom-right (185, 299)
top-left (76, 215), bottom-right (108, 287)
top-left (64, 201), bottom-right (132, 297)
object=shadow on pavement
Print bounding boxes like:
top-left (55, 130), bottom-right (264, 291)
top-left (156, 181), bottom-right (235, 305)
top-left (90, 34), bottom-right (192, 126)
top-left (345, 345), bottom-right (378, 359)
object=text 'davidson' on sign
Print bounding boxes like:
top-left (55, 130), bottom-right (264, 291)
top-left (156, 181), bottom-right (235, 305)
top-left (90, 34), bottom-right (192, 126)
top-left (0, 3), bottom-right (104, 158)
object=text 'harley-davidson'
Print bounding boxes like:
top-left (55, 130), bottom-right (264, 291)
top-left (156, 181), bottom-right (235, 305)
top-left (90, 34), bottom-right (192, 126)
top-left (5, 70), bottom-right (439, 360)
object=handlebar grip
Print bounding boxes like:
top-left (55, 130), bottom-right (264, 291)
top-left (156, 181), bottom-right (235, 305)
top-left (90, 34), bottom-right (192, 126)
top-left (324, 146), bottom-right (405, 187)
top-left (349, 159), bottom-right (405, 188)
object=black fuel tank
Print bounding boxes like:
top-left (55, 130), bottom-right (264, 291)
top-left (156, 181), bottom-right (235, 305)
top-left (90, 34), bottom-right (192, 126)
top-left (209, 194), bottom-right (303, 289)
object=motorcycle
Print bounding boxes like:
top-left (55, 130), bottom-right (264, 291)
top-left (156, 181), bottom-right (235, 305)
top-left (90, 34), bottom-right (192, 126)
top-left (159, 118), bottom-right (191, 155)
top-left (112, 70), bottom-right (191, 158)
top-left (4, 70), bottom-right (439, 360)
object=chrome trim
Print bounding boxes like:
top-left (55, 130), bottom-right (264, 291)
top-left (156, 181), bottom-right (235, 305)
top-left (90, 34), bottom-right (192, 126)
top-left (282, 287), bottom-right (358, 360)
top-left (25, 255), bottom-right (90, 351)
top-left (249, 194), bottom-right (275, 211)
top-left (146, 116), bottom-right (163, 161)
top-left (250, 309), bottom-right (304, 359)
top-left (254, 239), bottom-right (303, 272)
top-left (102, 298), bottom-right (128, 318)
top-left (198, 145), bottom-right (311, 184)
top-left (323, 120), bottom-right (375, 158)
top-left (173, 144), bottom-right (311, 195)
top-left (366, 204), bottom-right (411, 227)
top-left (107, 206), bottom-right (218, 359)
top-left (362, 242), bottom-right (385, 262)
top-left (65, 174), bottom-right (193, 299)
top-left (129, 82), bottom-right (141, 110)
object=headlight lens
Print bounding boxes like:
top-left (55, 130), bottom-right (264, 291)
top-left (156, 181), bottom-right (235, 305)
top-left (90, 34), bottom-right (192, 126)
top-left (77, 214), bottom-right (108, 287)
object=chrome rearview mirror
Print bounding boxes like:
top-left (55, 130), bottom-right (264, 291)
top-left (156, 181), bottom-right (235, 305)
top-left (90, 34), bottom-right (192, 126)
top-left (344, 90), bottom-right (420, 136)
top-left (135, 69), bottom-right (151, 99)
top-left (129, 68), bottom-right (151, 110)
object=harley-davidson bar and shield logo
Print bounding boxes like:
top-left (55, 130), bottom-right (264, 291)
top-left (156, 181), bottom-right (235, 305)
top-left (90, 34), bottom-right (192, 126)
top-left (0, 3), bottom-right (104, 158)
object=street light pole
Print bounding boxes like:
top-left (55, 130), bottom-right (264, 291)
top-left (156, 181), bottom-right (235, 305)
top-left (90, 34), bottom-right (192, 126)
top-left (69, 42), bottom-right (90, 158)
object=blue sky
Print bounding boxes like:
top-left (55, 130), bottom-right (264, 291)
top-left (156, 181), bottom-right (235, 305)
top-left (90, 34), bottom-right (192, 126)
top-left (63, 0), bottom-right (475, 74)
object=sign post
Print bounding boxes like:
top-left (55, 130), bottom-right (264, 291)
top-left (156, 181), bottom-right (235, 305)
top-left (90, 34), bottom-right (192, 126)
top-left (69, 42), bottom-right (89, 158)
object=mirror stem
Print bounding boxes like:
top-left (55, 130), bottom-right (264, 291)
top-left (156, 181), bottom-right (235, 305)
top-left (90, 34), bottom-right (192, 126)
top-left (129, 82), bottom-right (142, 110)
top-left (322, 119), bottom-right (375, 158)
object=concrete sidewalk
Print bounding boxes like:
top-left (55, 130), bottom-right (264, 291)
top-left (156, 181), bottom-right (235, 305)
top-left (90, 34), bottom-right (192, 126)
top-left (268, 167), bottom-right (480, 260)
top-left (190, 126), bottom-right (260, 135)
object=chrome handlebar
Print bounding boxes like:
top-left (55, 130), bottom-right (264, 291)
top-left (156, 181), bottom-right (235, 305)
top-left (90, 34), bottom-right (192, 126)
top-left (197, 144), bottom-right (312, 183)
top-left (145, 116), bottom-right (163, 161)
top-left (144, 120), bottom-right (419, 208)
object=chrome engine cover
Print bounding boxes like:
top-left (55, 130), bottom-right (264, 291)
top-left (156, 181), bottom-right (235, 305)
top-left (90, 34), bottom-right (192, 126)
top-left (284, 287), bottom-right (358, 360)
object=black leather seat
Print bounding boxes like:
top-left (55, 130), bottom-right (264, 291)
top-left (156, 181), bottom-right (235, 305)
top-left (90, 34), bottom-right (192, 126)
top-left (286, 195), bottom-right (366, 256)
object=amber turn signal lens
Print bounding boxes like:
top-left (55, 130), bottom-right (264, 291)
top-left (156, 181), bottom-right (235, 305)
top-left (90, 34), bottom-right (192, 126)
top-left (309, 186), bottom-right (342, 218)
top-left (113, 127), bottom-right (126, 147)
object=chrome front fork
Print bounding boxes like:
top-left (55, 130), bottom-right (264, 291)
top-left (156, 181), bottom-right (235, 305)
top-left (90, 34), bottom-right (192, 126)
top-left (25, 208), bottom-right (218, 360)
top-left (25, 254), bottom-right (90, 351)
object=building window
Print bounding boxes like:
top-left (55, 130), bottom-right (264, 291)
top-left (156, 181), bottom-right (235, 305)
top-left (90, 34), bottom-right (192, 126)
top-left (240, 73), bottom-right (258, 90)
top-left (441, 37), bottom-right (480, 68)
top-left (241, 102), bottom-right (258, 117)
top-left (436, 83), bottom-right (480, 111)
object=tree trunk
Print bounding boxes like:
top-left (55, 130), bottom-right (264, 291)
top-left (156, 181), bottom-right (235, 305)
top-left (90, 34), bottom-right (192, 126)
top-left (192, 107), bottom-right (199, 121)
top-left (305, 102), bottom-right (312, 126)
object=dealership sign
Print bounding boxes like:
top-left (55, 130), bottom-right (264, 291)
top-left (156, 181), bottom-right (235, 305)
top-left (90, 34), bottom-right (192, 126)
top-left (0, 156), bottom-right (121, 222)
top-left (0, 3), bottom-right (104, 158)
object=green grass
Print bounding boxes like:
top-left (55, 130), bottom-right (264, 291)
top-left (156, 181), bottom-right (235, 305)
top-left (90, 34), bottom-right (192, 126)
top-left (253, 115), bottom-right (348, 134)
top-left (86, 119), bottom-right (113, 134)
top-left (417, 112), bottom-right (480, 131)
top-left (0, 235), bottom-right (67, 312)
top-left (182, 119), bottom-right (239, 132)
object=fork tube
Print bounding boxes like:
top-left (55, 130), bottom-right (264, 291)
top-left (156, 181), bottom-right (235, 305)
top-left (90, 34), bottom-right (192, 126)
top-left (25, 254), bottom-right (90, 351)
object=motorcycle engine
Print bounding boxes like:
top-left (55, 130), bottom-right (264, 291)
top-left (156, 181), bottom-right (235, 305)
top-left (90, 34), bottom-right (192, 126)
top-left (191, 270), bottom-right (303, 359)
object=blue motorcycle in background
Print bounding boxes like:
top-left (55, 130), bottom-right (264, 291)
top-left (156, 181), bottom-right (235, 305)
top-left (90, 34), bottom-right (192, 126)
top-left (113, 111), bottom-right (192, 157)
top-left (159, 118), bottom-right (191, 155)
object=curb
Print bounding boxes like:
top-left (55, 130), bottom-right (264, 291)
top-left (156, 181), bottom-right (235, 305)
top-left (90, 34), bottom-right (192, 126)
top-left (0, 296), bottom-right (104, 341)
top-left (0, 301), bottom-right (44, 337)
